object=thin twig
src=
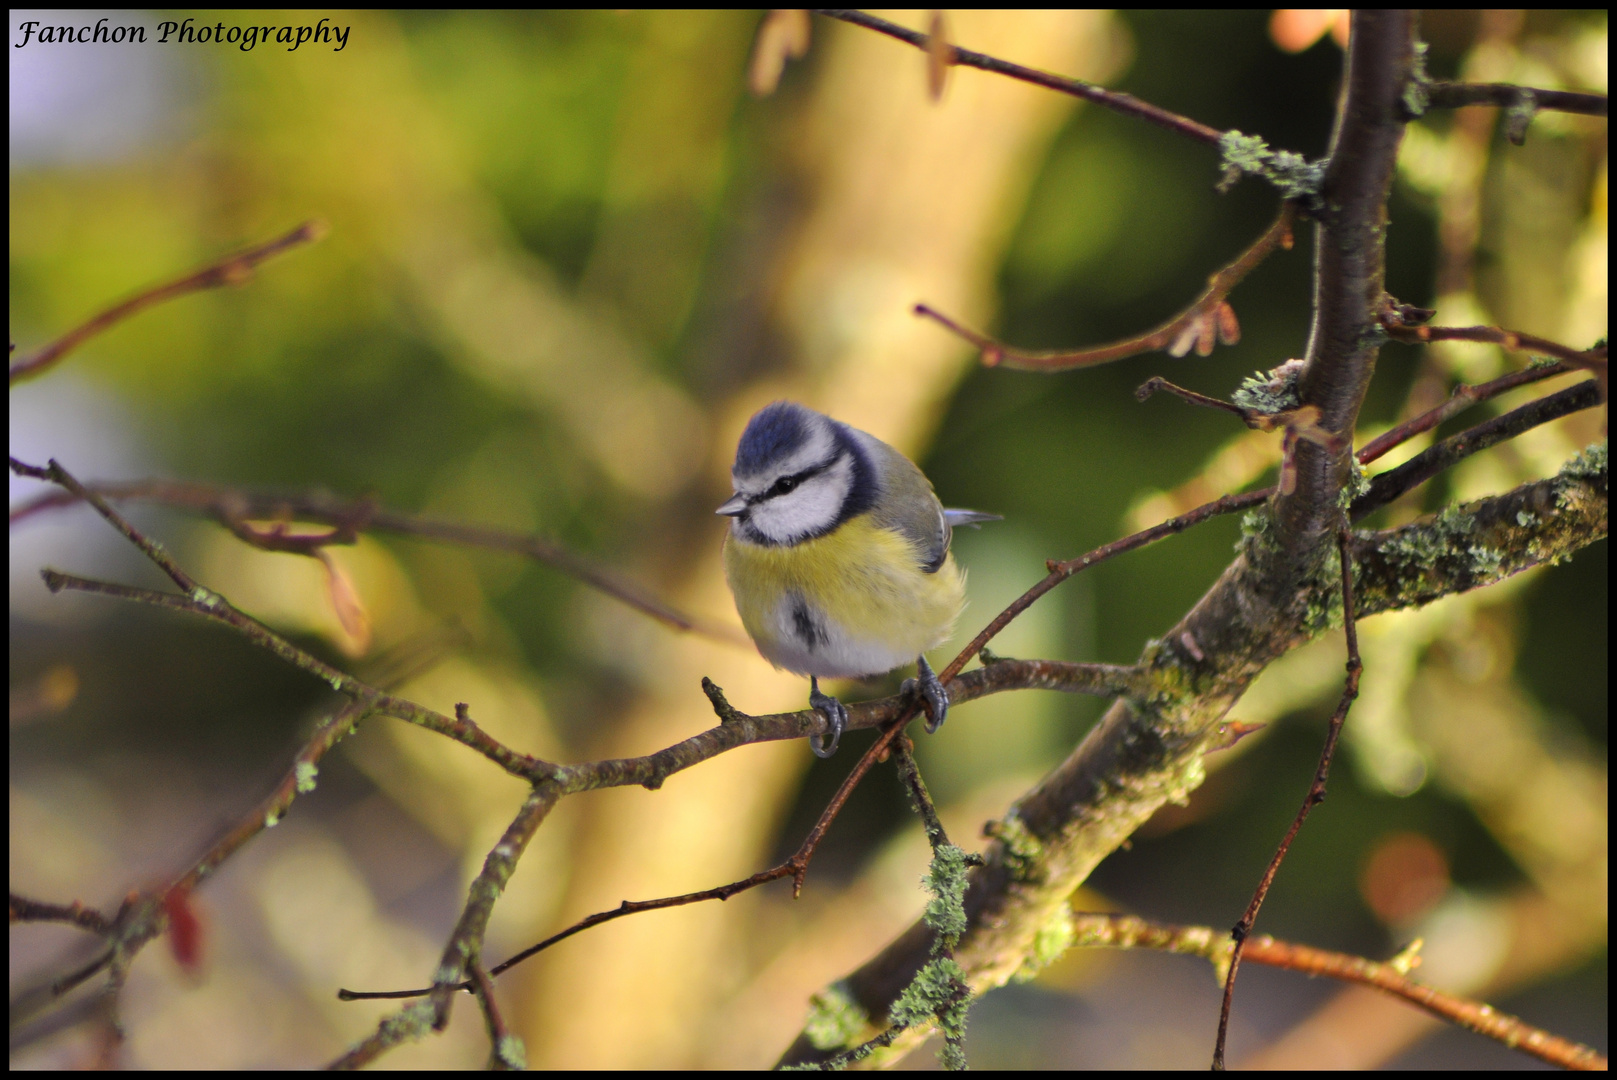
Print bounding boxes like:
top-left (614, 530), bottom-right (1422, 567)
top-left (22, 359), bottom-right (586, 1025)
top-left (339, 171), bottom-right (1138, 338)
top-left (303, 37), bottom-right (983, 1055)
top-left (1380, 304), bottom-right (1609, 382)
top-left (1133, 361), bottom-right (1591, 528)
top-left (1356, 362), bottom-right (1573, 464)
top-left (12, 459), bottom-right (197, 593)
top-left (9, 220), bottom-right (325, 385)
top-left (1213, 526), bottom-right (1362, 1069)
top-left (1074, 913), bottom-right (1608, 1071)
top-left (1423, 80), bottom-right (1608, 118)
top-left (812, 9), bottom-right (1222, 145)
top-left (1135, 376), bottom-right (1254, 422)
top-left (8, 476), bottom-right (735, 642)
top-left (891, 736), bottom-right (952, 852)
top-left (36, 568), bottom-right (545, 779)
top-left (340, 692), bottom-right (938, 1004)
top-left (915, 202), bottom-right (1293, 371)
top-left (1352, 379), bottom-right (1603, 519)
top-left (815, 1019), bottom-right (914, 1070)
top-left (466, 962), bottom-right (521, 1070)
top-left (9, 894), bottom-right (115, 935)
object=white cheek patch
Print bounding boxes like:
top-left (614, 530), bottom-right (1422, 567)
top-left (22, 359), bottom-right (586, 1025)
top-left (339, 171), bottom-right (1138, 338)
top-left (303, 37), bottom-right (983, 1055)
top-left (747, 454), bottom-right (853, 543)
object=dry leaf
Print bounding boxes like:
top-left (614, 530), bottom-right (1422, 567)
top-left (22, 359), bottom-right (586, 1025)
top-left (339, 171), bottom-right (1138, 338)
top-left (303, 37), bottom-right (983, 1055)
top-left (748, 9), bottom-right (811, 97)
top-left (318, 549), bottom-right (372, 657)
top-left (926, 10), bottom-right (956, 102)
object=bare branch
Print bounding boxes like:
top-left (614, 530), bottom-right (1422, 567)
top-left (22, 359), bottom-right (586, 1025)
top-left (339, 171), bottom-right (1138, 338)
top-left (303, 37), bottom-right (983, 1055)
top-left (812, 9), bottom-right (1222, 144)
top-left (1355, 361), bottom-right (1575, 465)
top-left (9, 220), bottom-right (325, 385)
top-left (1352, 379), bottom-right (1602, 518)
top-left (1075, 913), bottom-right (1609, 1071)
top-left (1380, 302), bottom-right (1609, 385)
top-left (1423, 81), bottom-right (1608, 130)
top-left (1215, 525), bottom-right (1361, 1068)
top-left (916, 202), bottom-right (1294, 371)
top-left (9, 894), bottom-right (115, 935)
top-left (8, 475), bottom-right (737, 643)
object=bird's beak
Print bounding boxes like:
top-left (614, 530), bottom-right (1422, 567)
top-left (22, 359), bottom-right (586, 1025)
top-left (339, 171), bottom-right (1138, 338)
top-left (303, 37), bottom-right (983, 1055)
top-left (715, 493), bottom-right (747, 517)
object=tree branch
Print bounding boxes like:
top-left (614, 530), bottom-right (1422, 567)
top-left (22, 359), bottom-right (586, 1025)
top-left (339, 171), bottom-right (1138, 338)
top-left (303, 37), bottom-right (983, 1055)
top-left (811, 9), bottom-right (1222, 145)
top-left (1074, 913), bottom-right (1608, 1071)
top-left (9, 221), bottom-right (325, 385)
top-left (9, 476), bottom-right (734, 642)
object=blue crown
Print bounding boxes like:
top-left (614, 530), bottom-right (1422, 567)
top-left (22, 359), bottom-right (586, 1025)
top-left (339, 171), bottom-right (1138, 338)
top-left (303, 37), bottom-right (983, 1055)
top-left (733, 401), bottom-right (814, 476)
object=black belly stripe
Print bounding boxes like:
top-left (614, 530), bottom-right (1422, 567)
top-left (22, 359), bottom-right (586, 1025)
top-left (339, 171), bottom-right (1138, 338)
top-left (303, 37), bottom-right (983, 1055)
top-left (791, 598), bottom-right (829, 651)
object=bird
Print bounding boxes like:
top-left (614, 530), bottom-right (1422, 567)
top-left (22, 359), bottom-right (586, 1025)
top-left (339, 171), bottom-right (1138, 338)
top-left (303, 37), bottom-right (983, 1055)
top-left (717, 401), bottom-right (999, 757)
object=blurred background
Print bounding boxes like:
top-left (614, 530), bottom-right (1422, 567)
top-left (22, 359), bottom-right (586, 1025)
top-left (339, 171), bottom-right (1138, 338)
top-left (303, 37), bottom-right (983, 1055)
top-left (10, 9), bottom-right (1605, 1069)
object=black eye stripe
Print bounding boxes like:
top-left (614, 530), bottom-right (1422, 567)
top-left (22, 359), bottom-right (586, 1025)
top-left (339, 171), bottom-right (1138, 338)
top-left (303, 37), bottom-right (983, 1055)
top-left (761, 459), bottom-right (834, 501)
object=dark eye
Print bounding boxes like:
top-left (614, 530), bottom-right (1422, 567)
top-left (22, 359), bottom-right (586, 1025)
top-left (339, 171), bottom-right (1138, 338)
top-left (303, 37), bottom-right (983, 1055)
top-left (771, 475), bottom-right (801, 497)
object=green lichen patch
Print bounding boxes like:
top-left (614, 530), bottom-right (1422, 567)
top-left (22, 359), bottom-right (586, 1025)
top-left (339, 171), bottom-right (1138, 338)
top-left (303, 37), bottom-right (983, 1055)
top-left (1232, 362), bottom-right (1305, 415)
top-left (923, 844), bottom-right (971, 951)
top-left (804, 982), bottom-right (869, 1051)
top-left (1013, 905), bottom-right (1075, 984)
top-left (1402, 41), bottom-right (1431, 117)
top-left (889, 956), bottom-right (970, 1068)
top-left (1558, 442), bottom-right (1607, 484)
top-left (984, 810), bottom-right (1045, 885)
top-left (1218, 130), bottom-right (1324, 200)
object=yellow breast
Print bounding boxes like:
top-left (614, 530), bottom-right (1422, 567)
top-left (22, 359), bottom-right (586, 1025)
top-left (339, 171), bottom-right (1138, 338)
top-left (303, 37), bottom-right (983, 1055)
top-left (722, 514), bottom-right (965, 679)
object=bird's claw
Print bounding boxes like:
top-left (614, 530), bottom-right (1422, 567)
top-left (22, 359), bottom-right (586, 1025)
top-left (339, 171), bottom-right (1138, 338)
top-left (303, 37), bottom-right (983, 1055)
top-left (912, 655), bottom-right (949, 733)
top-left (808, 676), bottom-right (848, 758)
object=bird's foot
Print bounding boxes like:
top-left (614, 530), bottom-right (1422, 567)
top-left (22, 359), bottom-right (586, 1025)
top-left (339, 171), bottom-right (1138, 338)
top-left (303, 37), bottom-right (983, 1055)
top-left (808, 676), bottom-right (848, 758)
top-left (904, 655), bottom-right (949, 733)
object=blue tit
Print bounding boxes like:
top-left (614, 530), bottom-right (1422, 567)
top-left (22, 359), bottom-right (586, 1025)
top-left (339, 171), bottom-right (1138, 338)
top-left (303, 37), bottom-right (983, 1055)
top-left (717, 401), bottom-right (999, 757)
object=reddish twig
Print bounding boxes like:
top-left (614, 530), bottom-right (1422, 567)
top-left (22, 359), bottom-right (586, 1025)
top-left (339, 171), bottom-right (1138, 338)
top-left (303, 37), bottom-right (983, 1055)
top-left (1213, 526), bottom-right (1362, 1069)
top-left (916, 202), bottom-right (1294, 371)
top-left (9, 220), bottom-right (325, 385)
top-left (1356, 361), bottom-right (1574, 464)
top-left (812, 9), bottom-right (1222, 145)
top-left (1380, 302), bottom-right (1608, 390)
top-left (1074, 913), bottom-right (1608, 1071)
